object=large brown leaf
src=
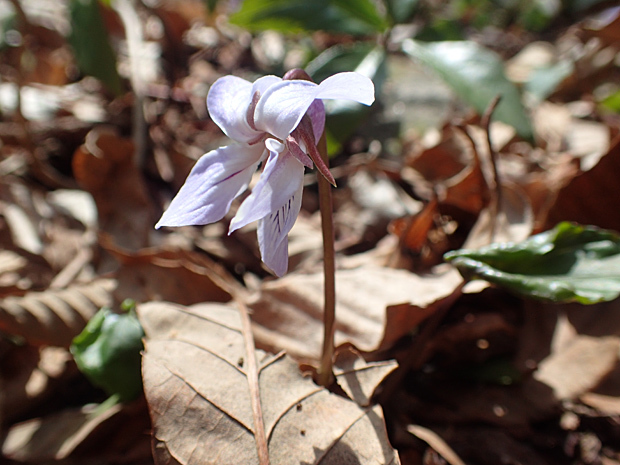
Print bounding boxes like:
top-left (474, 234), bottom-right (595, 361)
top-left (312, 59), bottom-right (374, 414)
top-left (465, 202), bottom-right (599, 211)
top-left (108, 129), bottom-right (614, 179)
top-left (248, 266), bottom-right (463, 360)
top-left (139, 301), bottom-right (400, 465)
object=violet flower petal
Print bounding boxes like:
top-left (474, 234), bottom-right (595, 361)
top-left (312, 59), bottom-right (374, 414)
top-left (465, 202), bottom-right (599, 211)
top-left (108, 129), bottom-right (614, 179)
top-left (229, 145), bottom-right (304, 233)
top-left (156, 143), bottom-right (263, 228)
top-left (257, 180), bottom-right (303, 276)
top-left (254, 72), bottom-right (375, 140)
top-left (251, 75), bottom-right (282, 96)
top-left (207, 76), bottom-right (261, 144)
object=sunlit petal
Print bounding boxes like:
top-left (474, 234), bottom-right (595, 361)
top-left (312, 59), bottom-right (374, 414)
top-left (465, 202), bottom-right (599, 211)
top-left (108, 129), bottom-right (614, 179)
top-left (229, 148), bottom-right (304, 233)
top-left (313, 72), bottom-right (375, 105)
top-left (255, 72), bottom-right (374, 140)
top-left (207, 76), bottom-right (261, 143)
top-left (156, 144), bottom-right (263, 228)
top-left (257, 181), bottom-right (303, 277)
top-left (251, 75), bottom-right (282, 96)
top-left (254, 79), bottom-right (317, 139)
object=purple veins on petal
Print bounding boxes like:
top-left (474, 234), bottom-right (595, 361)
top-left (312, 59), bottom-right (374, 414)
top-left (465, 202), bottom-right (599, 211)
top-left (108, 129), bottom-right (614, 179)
top-left (257, 186), bottom-right (303, 277)
top-left (229, 148), bottom-right (305, 234)
top-left (156, 143), bottom-right (263, 228)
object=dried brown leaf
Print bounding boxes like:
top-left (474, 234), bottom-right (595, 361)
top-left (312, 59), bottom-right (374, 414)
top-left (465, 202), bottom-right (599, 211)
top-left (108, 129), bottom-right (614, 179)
top-left (405, 127), bottom-right (488, 214)
top-left (73, 127), bottom-right (154, 250)
top-left (580, 392), bottom-right (620, 415)
top-left (1, 345), bottom-right (74, 424)
top-left (545, 136), bottom-right (620, 231)
top-left (139, 301), bottom-right (400, 465)
top-left (0, 248), bottom-right (54, 297)
top-left (2, 399), bottom-right (151, 463)
top-left (333, 345), bottom-right (398, 406)
top-left (583, 7), bottom-right (620, 44)
top-left (103, 238), bottom-right (237, 305)
top-left (249, 266), bottom-right (463, 360)
top-left (0, 278), bottom-right (115, 347)
top-left (407, 425), bottom-right (466, 465)
top-left (533, 314), bottom-right (620, 400)
top-left (462, 181), bottom-right (533, 249)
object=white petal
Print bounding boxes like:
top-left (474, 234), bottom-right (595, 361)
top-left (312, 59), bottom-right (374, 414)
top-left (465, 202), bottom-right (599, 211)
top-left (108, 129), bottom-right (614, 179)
top-left (251, 75), bottom-right (282, 95)
top-left (229, 148), bottom-right (304, 233)
top-left (257, 181), bottom-right (303, 277)
top-left (314, 72), bottom-right (375, 106)
top-left (254, 79), bottom-right (317, 139)
top-left (207, 76), bottom-right (261, 143)
top-left (156, 144), bottom-right (263, 228)
top-left (254, 72), bottom-right (375, 140)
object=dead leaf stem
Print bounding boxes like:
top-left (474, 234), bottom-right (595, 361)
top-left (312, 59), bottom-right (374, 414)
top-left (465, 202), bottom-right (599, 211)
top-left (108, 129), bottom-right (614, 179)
top-left (481, 95), bottom-right (502, 242)
top-left (317, 131), bottom-right (336, 387)
top-left (238, 300), bottom-right (271, 465)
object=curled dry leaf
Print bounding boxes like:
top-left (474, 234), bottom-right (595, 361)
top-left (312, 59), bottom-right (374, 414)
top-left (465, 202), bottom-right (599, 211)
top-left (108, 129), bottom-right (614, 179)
top-left (138, 301), bottom-right (400, 465)
top-left (0, 279), bottom-right (115, 347)
top-left (404, 126), bottom-right (488, 214)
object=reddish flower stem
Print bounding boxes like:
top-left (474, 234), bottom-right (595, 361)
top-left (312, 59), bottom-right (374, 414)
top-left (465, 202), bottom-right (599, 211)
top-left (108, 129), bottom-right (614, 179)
top-left (316, 131), bottom-right (336, 387)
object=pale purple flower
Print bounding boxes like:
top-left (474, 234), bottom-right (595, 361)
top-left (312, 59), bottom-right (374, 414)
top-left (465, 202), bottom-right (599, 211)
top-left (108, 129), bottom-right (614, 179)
top-left (156, 70), bottom-right (375, 276)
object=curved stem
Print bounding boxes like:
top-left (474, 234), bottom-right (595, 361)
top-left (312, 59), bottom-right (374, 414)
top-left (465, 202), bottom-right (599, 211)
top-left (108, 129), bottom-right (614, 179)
top-left (316, 132), bottom-right (336, 387)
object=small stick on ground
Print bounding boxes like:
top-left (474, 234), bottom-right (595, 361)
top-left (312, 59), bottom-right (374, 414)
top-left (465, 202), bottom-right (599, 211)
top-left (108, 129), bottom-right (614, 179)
top-left (481, 95), bottom-right (502, 242)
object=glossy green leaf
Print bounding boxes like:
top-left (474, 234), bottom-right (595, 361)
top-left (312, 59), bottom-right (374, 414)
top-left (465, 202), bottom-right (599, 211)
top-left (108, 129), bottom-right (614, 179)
top-left (71, 305), bottom-right (144, 401)
top-left (307, 44), bottom-right (386, 154)
top-left (229, 0), bottom-right (387, 35)
top-left (69, 0), bottom-right (123, 96)
top-left (445, 222), bottom-right (620, 304)
top-left (402, 39), bottom-right (533, 140)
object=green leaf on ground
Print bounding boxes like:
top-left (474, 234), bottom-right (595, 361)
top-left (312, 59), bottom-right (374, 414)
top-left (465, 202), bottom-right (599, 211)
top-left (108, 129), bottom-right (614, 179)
top-left (229, 0), bottom-right (387, 35)
top-left (445, 222), bottom-right (620, 304)
top-left (70, 305), bottom-right (144, 401)
top-left (69, 0), bottom-right (123, 96)
top-left (402, 39), bottom-right (533, 140)
top-left (307, 44), bottom-right (386, 154)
